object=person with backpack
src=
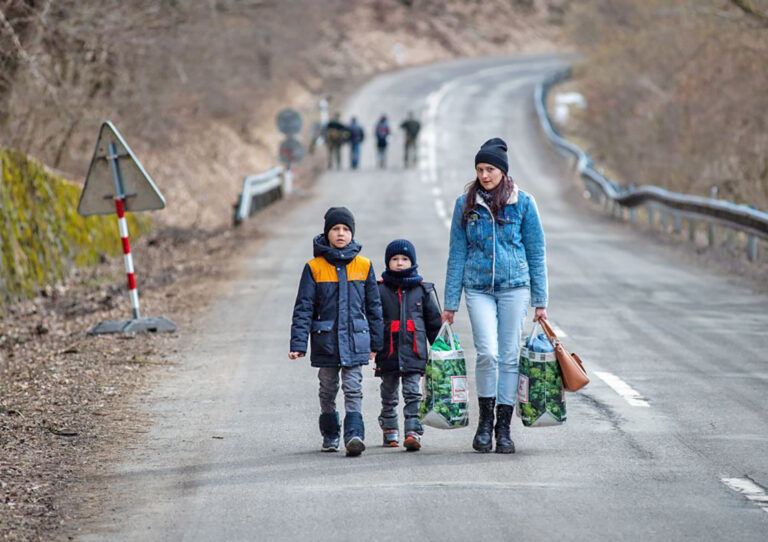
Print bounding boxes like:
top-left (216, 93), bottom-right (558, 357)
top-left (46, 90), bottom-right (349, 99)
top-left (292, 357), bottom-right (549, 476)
top-left (324, 113), bottom-right (347, 170)
top-left (400, 112), bottom-right (421, 168)
top-left (374, 239), bottom-right (442, 451)
top-left (374, 115), bottom-right (390, 169)
top-left (347, 117), bottom-right (365, 170)
top-left (442, 138), bottom-right (549, 455)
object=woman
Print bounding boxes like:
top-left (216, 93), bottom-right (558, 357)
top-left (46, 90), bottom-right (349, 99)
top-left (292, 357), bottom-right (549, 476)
top-left (442, 138), bottom-right (548, 454)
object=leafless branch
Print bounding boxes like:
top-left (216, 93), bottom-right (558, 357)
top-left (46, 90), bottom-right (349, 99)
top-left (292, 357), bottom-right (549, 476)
top-left (728, 0), bottom-right (768, 23)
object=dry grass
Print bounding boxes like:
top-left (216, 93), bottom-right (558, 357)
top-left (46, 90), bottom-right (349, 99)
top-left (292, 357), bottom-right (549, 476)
top-left (563, 0), bottom-right (768, 210)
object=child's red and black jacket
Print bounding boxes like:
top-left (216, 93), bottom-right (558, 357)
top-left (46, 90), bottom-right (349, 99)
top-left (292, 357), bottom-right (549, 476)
top-left (290, 235), bottom-right (383, 367)
top-left (374, 277), bottom-right (442, 376)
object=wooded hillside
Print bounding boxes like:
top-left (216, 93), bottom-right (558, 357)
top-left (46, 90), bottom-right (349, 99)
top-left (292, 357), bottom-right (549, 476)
top-left (565, 0), bottom-right (768, 209)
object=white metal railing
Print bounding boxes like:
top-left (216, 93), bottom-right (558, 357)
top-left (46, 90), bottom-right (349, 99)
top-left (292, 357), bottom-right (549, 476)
top-left (234, 166), bottom-right (291, 225)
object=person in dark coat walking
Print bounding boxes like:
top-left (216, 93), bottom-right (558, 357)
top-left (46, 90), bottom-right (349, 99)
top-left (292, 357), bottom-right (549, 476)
top-left (375, 239), bottom-right (442, 451)
top-left (324, 113), bottom-right (348, 170)
top-left (374, 114), bottom-right (390, 169)
top-left (290, 207), bottom-right (383, 456)
top-left (347, 117), bottom-right (365, 170)
top-left (400, 111), bottom-right (421, 168)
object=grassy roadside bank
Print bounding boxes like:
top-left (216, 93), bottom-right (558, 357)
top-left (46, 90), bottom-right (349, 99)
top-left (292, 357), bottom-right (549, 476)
top-left (0, 148), bottom-right (151, 305)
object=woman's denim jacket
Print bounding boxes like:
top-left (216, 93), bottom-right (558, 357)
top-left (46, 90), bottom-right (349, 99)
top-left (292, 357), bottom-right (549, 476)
top-left (444, 188), bottom-right (548, 311)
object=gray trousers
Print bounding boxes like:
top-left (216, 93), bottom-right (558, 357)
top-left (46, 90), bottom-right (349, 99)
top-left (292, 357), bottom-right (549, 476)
top-left (378, 372), bottom-right (423, 433)
top-left (318, 366), bottom-right (363, 414)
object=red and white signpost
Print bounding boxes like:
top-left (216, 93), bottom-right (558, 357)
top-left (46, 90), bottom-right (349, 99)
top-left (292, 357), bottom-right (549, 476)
top-left (78, 121), bottom-right (176, 334)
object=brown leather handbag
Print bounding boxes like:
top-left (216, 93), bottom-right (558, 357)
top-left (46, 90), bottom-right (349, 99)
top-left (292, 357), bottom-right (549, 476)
top-left (539, 318), bottom-right (589, 392)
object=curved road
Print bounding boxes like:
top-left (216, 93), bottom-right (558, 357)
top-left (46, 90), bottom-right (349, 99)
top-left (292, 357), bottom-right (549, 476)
top-left (80, 55), bottom-right (768, 541)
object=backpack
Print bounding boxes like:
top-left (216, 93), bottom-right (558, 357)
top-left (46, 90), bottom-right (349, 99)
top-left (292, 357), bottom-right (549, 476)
top-left (376, 122), bottom-right (389, 140)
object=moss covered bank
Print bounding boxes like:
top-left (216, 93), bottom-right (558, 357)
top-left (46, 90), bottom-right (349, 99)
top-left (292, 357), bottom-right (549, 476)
top-left (0, 148), bottom-right (151, 304)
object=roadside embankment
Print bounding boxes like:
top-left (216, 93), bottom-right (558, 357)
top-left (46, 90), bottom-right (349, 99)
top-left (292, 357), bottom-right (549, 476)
top-left (0, 148), bottom-right (151, 305)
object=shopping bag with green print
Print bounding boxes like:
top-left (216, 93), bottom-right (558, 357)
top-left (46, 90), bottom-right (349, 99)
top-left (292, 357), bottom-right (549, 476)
top-left (418, 322), bottom-right (469, 429)
top-left (516, 321), bottom-right (566, 427)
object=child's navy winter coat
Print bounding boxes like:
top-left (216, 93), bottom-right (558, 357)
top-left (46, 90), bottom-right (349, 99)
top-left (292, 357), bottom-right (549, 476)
top-left (290, 235), bottom-right (383, 367)
top-left (374, 281), bottom-right (442, 375)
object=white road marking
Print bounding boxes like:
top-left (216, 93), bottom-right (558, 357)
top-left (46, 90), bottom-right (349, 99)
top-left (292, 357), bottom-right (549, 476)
top-left (594, 371), bottom-right (650, 407)
top-left (421, 65), bottom-right (534, 230)
top-left (721, 478), bottom-right (768, 513)
top-left (435, 198), bottom-right (447, 220)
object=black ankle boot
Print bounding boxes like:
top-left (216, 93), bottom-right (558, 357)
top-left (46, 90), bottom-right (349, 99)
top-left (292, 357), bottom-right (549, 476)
top-left (494, 404), bottom-right (515, 454)
top-left (473, 397), bottom-right (495, 452)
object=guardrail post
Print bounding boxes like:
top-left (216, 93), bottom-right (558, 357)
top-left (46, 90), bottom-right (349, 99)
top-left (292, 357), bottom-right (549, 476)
top-left (648, 207), bottom-right (655, 229)
top-left (726, 230), bottom-right (735, 249)
top-left (673, 215), bottom-right (682, 234)
top-left (747, 235), bottom-right (758, 261)
top-left (661, 210), bottom-right (669, 232)
top-left (283, 168), bottom-right (293, 195)
top-left (629, 208), bottom-right (636, 223)
top-left (688, 219), bottom-right (697, 243)
top-left (707, 222), bottom-right (715, 247)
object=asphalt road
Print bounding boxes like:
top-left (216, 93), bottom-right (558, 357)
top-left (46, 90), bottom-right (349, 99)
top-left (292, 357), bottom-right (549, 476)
top-left (79, 55), bottom-right (768, 541)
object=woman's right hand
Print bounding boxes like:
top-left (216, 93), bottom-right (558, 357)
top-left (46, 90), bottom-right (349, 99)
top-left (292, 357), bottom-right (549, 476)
top-left (441, 310), bottom-right (455, 325)
top-left (288, 351), bottom-right (305, 360)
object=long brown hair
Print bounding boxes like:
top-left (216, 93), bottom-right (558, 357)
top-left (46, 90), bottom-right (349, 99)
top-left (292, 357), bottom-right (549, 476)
top-left (462, 174), bottom-right (515, 223)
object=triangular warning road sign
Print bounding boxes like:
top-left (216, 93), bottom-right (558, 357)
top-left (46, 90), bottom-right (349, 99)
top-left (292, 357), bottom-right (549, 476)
top-left (77, 121), bottom-right (166, 216)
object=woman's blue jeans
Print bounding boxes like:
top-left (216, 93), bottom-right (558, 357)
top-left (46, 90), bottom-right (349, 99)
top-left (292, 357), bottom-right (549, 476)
top-left (465, 287), bottom-right (530, 406)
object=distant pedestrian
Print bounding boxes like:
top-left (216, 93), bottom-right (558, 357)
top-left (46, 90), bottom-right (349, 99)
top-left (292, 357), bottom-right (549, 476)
top-left (290, 207), bottom-right (383, 456)
top-left (374, 115), bottom-right (390, 169)
top-left (400, 112), bottom-right (421, 168)
top-left (324, 113), bottom-right (347, 170)
top-left (375, 239), bottom-right (442, 451)
top-left (347, 117), bottom-right (365, 170)
top-left (442, 138), bottom-right (549, 455)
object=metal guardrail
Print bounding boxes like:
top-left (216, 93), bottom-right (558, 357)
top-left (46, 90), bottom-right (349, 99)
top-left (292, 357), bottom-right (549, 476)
top-left (535, 68), bottom-right (768, 261)
top-left (233, 166), bottom-right (286, 226)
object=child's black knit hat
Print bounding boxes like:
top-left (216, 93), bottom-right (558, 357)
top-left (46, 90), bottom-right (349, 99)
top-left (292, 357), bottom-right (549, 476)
top-left (324, 207), bottom-right (355, 237)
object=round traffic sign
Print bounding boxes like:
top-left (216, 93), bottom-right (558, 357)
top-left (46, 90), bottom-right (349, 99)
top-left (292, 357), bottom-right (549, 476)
top-left (279, 137), bottom-right (305, 164)
top-left (276, 109), bottom-right (302, 135)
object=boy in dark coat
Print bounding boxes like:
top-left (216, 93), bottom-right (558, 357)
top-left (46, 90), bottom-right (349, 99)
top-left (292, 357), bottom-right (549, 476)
top-left (290, 207), bottom-right (383, 456)
top-left (375, 239), bottom-right (442, 451)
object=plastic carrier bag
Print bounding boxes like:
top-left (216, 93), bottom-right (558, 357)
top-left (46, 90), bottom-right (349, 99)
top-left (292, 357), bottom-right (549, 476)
top-left (517, 322), bottom-right (566, 427)
top-left (418, 322), bottom-right (469, 429)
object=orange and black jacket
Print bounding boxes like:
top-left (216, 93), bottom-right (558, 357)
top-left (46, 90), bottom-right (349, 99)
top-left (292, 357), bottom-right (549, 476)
top-left (374, 281), bottom-right (442, 376)
top-left (290, 235), bottom-right (383, 368)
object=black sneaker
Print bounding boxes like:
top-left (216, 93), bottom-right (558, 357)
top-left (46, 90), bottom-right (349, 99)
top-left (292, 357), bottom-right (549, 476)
top-left (403, 431), bottom-right (421, 452)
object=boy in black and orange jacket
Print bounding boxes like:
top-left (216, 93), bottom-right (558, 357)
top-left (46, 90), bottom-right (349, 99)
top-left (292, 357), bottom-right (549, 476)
top-left (290, 207), bottom-right (383, 456)
top-left (375, 239), bottom-right (442, 451)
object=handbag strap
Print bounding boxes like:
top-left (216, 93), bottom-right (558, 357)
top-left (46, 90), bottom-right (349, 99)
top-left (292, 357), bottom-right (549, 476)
top-left (538, 318), bottom-right (560, 347)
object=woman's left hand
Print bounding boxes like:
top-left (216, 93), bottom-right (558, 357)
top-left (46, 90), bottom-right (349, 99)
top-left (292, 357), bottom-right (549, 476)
top-left (533, 307), bottom-right (548, 322)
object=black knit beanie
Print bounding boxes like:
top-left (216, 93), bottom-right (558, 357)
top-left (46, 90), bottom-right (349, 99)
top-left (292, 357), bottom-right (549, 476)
top-left (323, 207), bottom-right (355, 237)
top-left (385, 239), bottom-right (417, 266)
top-left (474, 137), bottom-right (509, 174)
